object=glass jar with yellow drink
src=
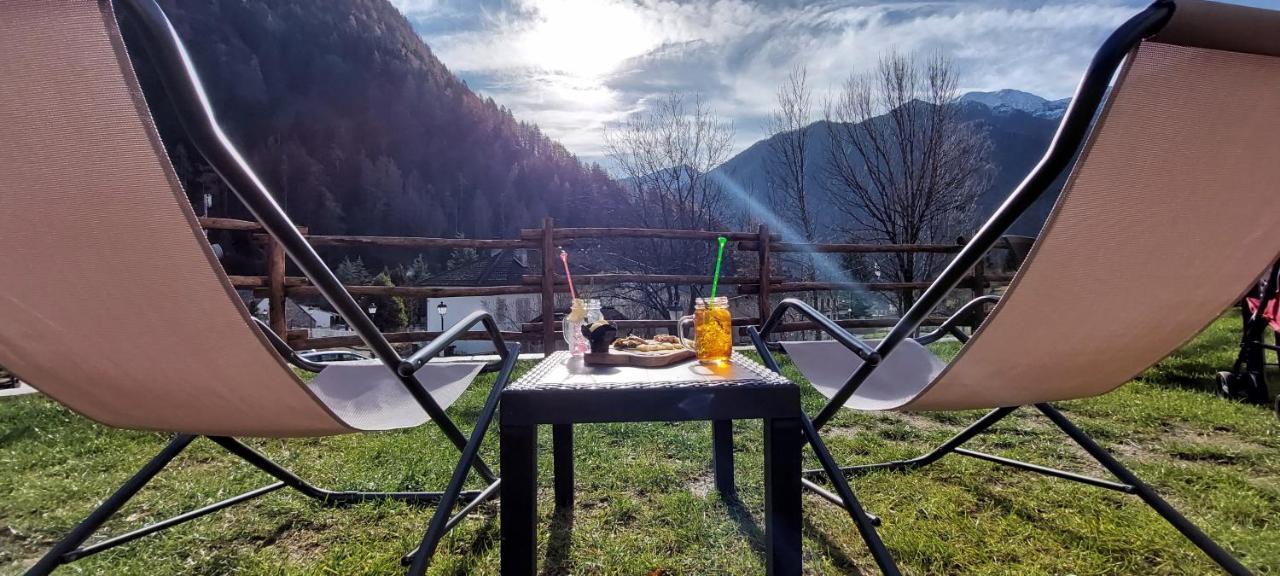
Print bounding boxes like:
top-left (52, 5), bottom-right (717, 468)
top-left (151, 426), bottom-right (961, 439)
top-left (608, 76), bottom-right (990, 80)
top-left (678, 296), bottom-right (732, 365)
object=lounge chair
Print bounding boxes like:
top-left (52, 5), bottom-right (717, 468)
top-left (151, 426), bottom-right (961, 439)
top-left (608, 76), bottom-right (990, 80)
top-left (749, 1), bottom-right (1280, 574)
top-left (0, 1), bottom-right (516, 574)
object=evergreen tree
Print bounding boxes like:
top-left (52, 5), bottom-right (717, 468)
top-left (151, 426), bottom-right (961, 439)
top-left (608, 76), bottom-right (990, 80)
top-left (446, 239), bottom-right (480, 271)
top-left (334, 257), bottom-right (372, 286)
top-left (369, 271), bottom-right (408, 332)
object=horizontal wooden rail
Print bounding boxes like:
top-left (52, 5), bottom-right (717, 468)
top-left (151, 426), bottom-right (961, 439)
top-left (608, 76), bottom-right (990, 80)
top-left (233, 274), bottom-right (1009, 298)
top-left (290, 330), bottom-right (528, 350)
top-left (228, 275), bottom-right (307, 288)
top-left (520, 227), bottom-right (777, 243)
top-left (521, 315), bottom-right (949, 334)
top-left (771, 316), bottom-right (948, 332)
top-left (200, 217), bottom-right (308, 235)
top-left (306, 235), bottom-right (532, 250)
top-left (287, 285), bottom-right (537, 298)
top-left (234, 276), bottom-right (539, 297)
top-left (198, 217), bottom-right (264, 231)
top-left (763, 281), bottom-right (936, 293)
top-left (203, 217), bottom-right (524, 250)
top-left (738, 276), bottom-right (1011, 295)
top-left (736, 241), bottom-right (961, 254)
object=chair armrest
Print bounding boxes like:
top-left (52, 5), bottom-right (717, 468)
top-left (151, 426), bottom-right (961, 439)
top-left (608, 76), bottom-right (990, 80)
top-left (915, 295), bottom-right (1000, 345)
top-left (759, 298), bottom-right (881, 365)
top-left (252, 318), bottom-right (326, 373)
top-left (397, 311), bottom-right (508, 377)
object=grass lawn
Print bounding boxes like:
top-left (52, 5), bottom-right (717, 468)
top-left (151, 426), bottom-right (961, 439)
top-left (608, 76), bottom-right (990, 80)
top-left (0, 315), bottom-right (1277, 575)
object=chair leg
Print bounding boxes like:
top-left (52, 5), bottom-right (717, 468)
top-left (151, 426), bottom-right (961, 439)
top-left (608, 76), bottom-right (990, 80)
top-left (800, 416), bottom-right (901, 576)
top-left (207, 436), bottom-right (478, 506)
top-left (1036, 404), bottom-right (1253, 576)
top-left (31, 351), bottom-right (522, 575)
top-left (801, 403), bottom-right (1252, 575)
top-left (803, 407), bottom-right (1017, 479)
top-left (26, 435), bottom-right (197, 576)
top-left (403, 349), bottom-right (516, 574)
top-left (793, 417), bottom-right (896, 573)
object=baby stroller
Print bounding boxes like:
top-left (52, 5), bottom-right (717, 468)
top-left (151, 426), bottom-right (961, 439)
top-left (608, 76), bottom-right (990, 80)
top-left (1217, 260), bottom-right (1280, 416)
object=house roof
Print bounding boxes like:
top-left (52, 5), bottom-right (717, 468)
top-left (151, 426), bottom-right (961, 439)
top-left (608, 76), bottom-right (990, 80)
top-left (249, 296), bottom-right (317, 329)
top-left (423, 249), bottom-right (528, 287)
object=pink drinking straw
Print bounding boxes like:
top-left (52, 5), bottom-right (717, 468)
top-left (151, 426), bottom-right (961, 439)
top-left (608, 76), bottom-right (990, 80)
top-left (559, 249), bottom-right (577, 300)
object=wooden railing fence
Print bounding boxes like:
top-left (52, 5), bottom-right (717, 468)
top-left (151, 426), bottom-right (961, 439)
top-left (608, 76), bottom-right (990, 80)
top-left (202, 216), bottom-right (1012, 354)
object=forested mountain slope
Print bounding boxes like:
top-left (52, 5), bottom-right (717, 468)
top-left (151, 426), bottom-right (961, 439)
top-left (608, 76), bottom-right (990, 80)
top-left (128, 0), bottom-right (626, 248)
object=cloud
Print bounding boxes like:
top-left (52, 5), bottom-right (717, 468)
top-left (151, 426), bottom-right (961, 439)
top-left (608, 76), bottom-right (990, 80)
top-left (394, 0), bottom-right (1257, 165)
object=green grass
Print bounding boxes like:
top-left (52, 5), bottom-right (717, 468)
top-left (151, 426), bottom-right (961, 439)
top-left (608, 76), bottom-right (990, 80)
top-left (1, 315), bottom-right (1278, 574)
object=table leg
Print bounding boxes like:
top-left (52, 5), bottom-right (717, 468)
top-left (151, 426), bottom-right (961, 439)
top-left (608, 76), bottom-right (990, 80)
top-left (764, 417), bottom-right (802, 576)
top-left (501, 423), bottom-right (537, 576)
top-left (553, 423), bottom-right (574, 510)
top-left (712, 419), bottom-right (736, 500)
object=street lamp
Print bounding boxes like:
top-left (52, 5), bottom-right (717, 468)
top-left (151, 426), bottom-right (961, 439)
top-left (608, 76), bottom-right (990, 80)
top-left (437, 301), bottom-right (448, 331)
top-left (367, 301), bottom-right (377, 315)
top-left (667, 298), bottom-right (682, 322)
top-left (667, 298), bottom-right (682, 337)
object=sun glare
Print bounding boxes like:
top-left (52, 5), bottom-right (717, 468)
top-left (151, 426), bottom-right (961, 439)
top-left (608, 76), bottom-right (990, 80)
top-left (518, 0), bottom-right (657, 79)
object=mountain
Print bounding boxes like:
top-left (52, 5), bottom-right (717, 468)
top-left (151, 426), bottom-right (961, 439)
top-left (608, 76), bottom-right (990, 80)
top-left (961, 89), bottom-right (1071, 120)
top-left (121, 0), bottom-right (628, 272)
top-left (713, 90), bottom-right (1071, 241)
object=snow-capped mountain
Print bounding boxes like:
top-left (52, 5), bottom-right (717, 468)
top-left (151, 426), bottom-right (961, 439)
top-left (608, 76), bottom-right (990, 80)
top-left (961, 89), bottom-right (1069, 119)
top-left (714, 88), bottom-right (1074, 238)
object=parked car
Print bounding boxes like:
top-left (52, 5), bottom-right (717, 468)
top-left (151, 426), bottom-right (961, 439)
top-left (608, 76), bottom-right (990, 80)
top-left (0, 365), bottom-right (18, 389)
top-left (297, 350), bottom-right (369, 364)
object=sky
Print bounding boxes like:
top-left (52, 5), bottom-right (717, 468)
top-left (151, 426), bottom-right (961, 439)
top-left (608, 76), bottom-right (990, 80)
top-left (391, 0), bottom-right (1280, 166)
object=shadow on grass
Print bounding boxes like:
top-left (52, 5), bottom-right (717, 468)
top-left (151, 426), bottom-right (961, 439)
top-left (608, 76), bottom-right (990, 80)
top-left (802, 515), bottom-right (867, 575)
top-left (722, 494), bottom-right (765, 566)
top-left (1141, 317), bottom-right (1243, 393)
top-left (539, 507), bottom-right (573, 576)
top-left (440, 513), bottom-right (499, 576)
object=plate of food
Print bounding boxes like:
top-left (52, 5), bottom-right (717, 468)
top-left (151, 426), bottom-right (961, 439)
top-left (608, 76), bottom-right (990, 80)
top-left (581, 321), bottom-right (695, 367)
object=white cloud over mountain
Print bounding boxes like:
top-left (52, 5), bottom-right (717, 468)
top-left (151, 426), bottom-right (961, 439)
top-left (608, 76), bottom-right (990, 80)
top-left (392, 0), bottom-right (1278, 164)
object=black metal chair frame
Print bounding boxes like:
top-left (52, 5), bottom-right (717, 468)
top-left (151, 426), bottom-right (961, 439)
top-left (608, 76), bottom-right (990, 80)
top-left (747, 2), bottom-right (1252, 574)
top-left (28, 1), bottom-right (518, 574)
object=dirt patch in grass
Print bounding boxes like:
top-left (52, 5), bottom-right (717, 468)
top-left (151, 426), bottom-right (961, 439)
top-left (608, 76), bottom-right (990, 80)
top-left (687, 473), bottom-right (714, 499)
top-left (0, 525), bottom-right (45, 572)
top-left (1161, 424), bottom-right (1273, 465)
top-left (821, 424), bottom-right (866, 441)
top-left (1108, 438), bottom-right (1162, 462)
top-left (881, 412), bottom-right (947, 433)
top-left (270, 525), bottom-right (325, 563)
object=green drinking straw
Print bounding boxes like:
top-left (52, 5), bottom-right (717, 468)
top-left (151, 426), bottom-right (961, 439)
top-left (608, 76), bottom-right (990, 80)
top-left (709, 236), bottom-right (728, 300)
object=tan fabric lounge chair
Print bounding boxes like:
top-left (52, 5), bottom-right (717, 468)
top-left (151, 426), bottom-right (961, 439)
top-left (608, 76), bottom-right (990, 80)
top-left (748, 1), bottom-right (1279, 574)
top-left (0, 1), bottom-right (518, 574)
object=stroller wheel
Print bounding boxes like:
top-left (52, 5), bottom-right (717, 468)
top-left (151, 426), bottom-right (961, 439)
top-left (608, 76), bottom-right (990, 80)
top-left (1218, 371), bottom-right (1266, 402)
top-left (1216, 371), bottom-right (1246, 400)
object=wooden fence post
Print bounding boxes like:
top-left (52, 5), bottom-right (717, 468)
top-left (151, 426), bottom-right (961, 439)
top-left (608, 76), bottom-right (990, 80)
top-left (757, 224), bottom-right (771, 326)
top-left (267, 237), bottom-right (287, 340)
top-left (540, 217), bottom-right (557, 356)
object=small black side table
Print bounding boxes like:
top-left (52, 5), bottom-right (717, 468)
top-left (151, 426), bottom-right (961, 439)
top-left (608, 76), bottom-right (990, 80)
top-left (499, 351), bottom-right (802, 575)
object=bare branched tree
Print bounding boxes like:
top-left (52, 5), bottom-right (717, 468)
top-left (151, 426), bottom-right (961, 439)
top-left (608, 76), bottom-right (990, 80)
top-left (824, 51), bottom-right (992, 313)
top-left (604, 93), bottom-right (735, 318)
top-left (766, 66), bottom-right (817, 281)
